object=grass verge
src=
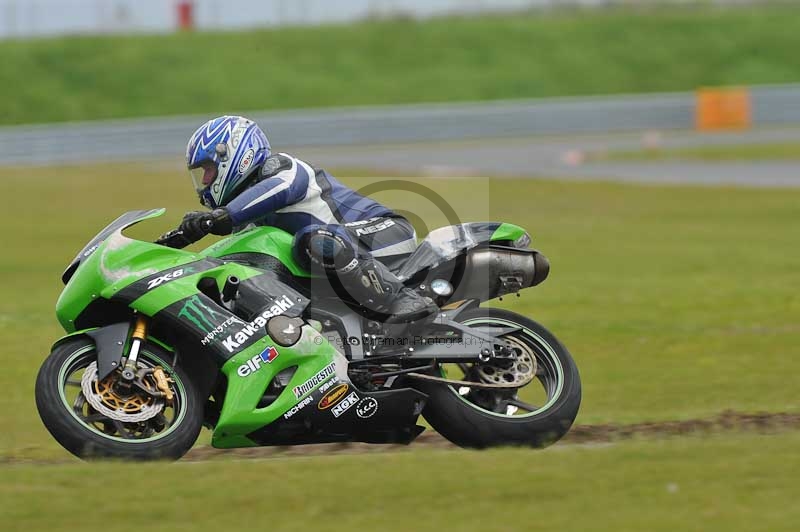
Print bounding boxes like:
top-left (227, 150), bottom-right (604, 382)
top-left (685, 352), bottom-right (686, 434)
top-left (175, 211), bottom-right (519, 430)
top-left (2, 6), bottom-right (800, 124)
top-left (2, 432), bottom-right (799, 532)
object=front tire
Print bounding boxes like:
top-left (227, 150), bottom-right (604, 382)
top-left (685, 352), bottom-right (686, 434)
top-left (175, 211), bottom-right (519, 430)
top-left (418, 308), bottom-right (581, 448)
top-left (35, 337), bottom-right (203, 460)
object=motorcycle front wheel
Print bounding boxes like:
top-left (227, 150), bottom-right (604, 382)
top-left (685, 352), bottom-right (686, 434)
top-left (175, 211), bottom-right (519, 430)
top-left (35, 337), bottom-right (203, 461)
top-left (417, 307), bottom-right (581, 448)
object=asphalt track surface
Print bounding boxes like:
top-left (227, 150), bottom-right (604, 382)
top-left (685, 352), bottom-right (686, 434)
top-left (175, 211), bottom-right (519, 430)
top-left (4, 411), bottom-right (796, 464)
top-left (297, 127), bottom-right (800, 187)
top-left (181, 410), bottom-right (800, 461)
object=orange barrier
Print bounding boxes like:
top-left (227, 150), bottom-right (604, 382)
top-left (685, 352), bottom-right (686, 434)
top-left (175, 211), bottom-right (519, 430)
top-left (695, 87), bottom-right (751, 131)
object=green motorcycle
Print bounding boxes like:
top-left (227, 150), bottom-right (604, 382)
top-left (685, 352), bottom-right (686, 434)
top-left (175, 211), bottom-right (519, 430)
top-left (35, 209), bottom-right (581, 460)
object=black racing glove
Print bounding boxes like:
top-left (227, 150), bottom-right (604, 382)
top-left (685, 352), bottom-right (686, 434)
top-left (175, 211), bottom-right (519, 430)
top-left (156, 208), bottom-right (233, 248)
top-left (180, 208), bottom-right (233, 239)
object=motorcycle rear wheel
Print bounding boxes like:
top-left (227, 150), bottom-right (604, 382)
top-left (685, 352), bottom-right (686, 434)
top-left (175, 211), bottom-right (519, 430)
top-left (35, 337), bottom-right (203, 461)
top-left (418, 307), bottom-right (581, 448)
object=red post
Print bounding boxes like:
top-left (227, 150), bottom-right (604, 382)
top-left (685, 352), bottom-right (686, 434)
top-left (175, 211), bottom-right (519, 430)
top-left (177, 1), bottom-right (194, 31)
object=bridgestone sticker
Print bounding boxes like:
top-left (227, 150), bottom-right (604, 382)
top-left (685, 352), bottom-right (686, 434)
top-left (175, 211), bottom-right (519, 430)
top-left (292, 363), bottom-right (336, 399)
top-left (332, 392), bottom-right (359, 418)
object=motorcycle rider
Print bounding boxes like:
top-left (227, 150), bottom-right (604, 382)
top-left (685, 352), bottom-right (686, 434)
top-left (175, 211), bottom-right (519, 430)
top-left (163, 115), bottom-right (437, 323)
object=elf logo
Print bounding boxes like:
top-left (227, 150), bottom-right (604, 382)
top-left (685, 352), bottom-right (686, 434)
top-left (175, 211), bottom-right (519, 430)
top-left (317, 384), bottom-right (349, 410)
top-left (147, 268), bottom-right (190, 290)
top-left (236, 346), bottom-right (280, 377)
top-left (222, 295), bottom-right (295, 353)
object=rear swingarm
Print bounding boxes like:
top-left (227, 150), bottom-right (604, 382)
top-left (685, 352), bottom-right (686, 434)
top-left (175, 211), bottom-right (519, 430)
top-left (390, 317), bottom-right (522, 362)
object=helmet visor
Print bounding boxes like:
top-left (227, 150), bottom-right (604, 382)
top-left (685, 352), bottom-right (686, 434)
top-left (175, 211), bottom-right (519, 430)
top-left (189, 161), bottom-right (219, 193)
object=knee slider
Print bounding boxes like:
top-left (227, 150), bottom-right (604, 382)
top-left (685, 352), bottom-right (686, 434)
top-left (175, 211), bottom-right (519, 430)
top-left (306, 232), bottom-right (354, 270)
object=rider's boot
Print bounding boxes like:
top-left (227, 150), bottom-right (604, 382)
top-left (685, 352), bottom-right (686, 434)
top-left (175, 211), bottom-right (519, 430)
top-left (337, 256), bottom-right (438, 324)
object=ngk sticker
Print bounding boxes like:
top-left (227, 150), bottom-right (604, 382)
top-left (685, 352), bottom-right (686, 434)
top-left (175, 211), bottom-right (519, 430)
top-left (331, 392), bottom-right (359, 418)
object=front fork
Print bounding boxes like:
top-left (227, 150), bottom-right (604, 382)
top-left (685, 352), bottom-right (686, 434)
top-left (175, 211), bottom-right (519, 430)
top-left (120, 314), bottom-right (148, 382)
top-left (116, 314), bottom-right (173, 402)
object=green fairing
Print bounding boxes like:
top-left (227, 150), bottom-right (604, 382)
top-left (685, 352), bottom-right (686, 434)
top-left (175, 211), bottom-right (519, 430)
top-left (56, 210), bottom-right (296, 331)
top-left (56, 234), bottom-right (261, 331)
top-left (490, 222), bottom-right (528, 243)
top-left (177, 295), bottom-right (223, 333)
top-left (50, 327), bottom-right (104, 350)
top-left (213, 327), bottom-right (340, 448)
top-left (200, 225), bottom-right (310, 277)
top-left (51, 327), bottom-right (173, 355)
top-left (57, 244), bottom-right (108, 332)
top-left (56, 209), bottom-right (340, 449)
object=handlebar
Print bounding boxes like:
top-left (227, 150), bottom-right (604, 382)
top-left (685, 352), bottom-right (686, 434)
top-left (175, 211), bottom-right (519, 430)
top-left (155, 229), bottom-right (190, 249)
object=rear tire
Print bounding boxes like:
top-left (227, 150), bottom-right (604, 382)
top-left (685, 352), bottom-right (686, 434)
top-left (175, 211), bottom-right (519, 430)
top-left (35, 337), bottom-right (203, 461)
top-left (418, 308), bottom-right (581, 448)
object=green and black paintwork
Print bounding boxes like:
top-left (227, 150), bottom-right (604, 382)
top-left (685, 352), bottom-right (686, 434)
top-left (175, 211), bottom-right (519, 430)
top-left (51, 209), bottom-right (543, 450)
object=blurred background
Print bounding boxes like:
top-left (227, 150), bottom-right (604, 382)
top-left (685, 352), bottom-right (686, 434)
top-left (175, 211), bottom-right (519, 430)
top-left (1, 1), bottom-right (798, 531)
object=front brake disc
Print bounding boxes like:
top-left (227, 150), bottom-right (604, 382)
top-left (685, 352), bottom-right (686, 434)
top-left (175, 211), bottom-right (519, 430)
top-left (81, 362), bottom-right (164, 423)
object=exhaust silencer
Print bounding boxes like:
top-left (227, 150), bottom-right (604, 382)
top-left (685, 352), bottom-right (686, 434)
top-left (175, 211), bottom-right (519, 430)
top-left (449, 246), bottom-right (549, 302)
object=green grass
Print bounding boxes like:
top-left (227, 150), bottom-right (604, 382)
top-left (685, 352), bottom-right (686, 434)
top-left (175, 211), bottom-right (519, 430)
top-left (3, 432), bottom-right (799, 532)
top-left (1, 162), bottom-right (799, 460)
top-left (2, 6), bottom-right (800, 125)
top-left (592, 141), bottom-right (800, 162)
top-left (2, 164), bottom-right (798, 532)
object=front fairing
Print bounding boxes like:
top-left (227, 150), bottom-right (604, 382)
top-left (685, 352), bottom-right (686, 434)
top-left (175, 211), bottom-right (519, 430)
top-left (56, 210), bottom-right (309, 333)
top-left (54, 209), bottom-right (427, 449)
top-left (61, 209), bottom-right (166, 284)
top-left (56, 209), bottom-right (207, 332)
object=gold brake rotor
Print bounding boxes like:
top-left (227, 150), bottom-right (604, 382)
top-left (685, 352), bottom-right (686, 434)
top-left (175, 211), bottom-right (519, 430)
top-left (93, 372), bottom-right (157, 414)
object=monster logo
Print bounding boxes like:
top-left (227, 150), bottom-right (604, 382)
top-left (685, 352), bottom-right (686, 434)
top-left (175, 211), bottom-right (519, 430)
top-left (178, 295), bottom-right (230, 336)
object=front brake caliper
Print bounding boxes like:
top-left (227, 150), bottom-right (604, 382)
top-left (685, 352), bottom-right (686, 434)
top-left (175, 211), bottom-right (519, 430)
top-left (152, 367), bottom-right (175, 402)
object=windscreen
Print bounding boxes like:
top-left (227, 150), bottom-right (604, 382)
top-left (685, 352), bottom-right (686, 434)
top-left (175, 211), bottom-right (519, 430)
top-left (61, 209), bottom-right (165, 284)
